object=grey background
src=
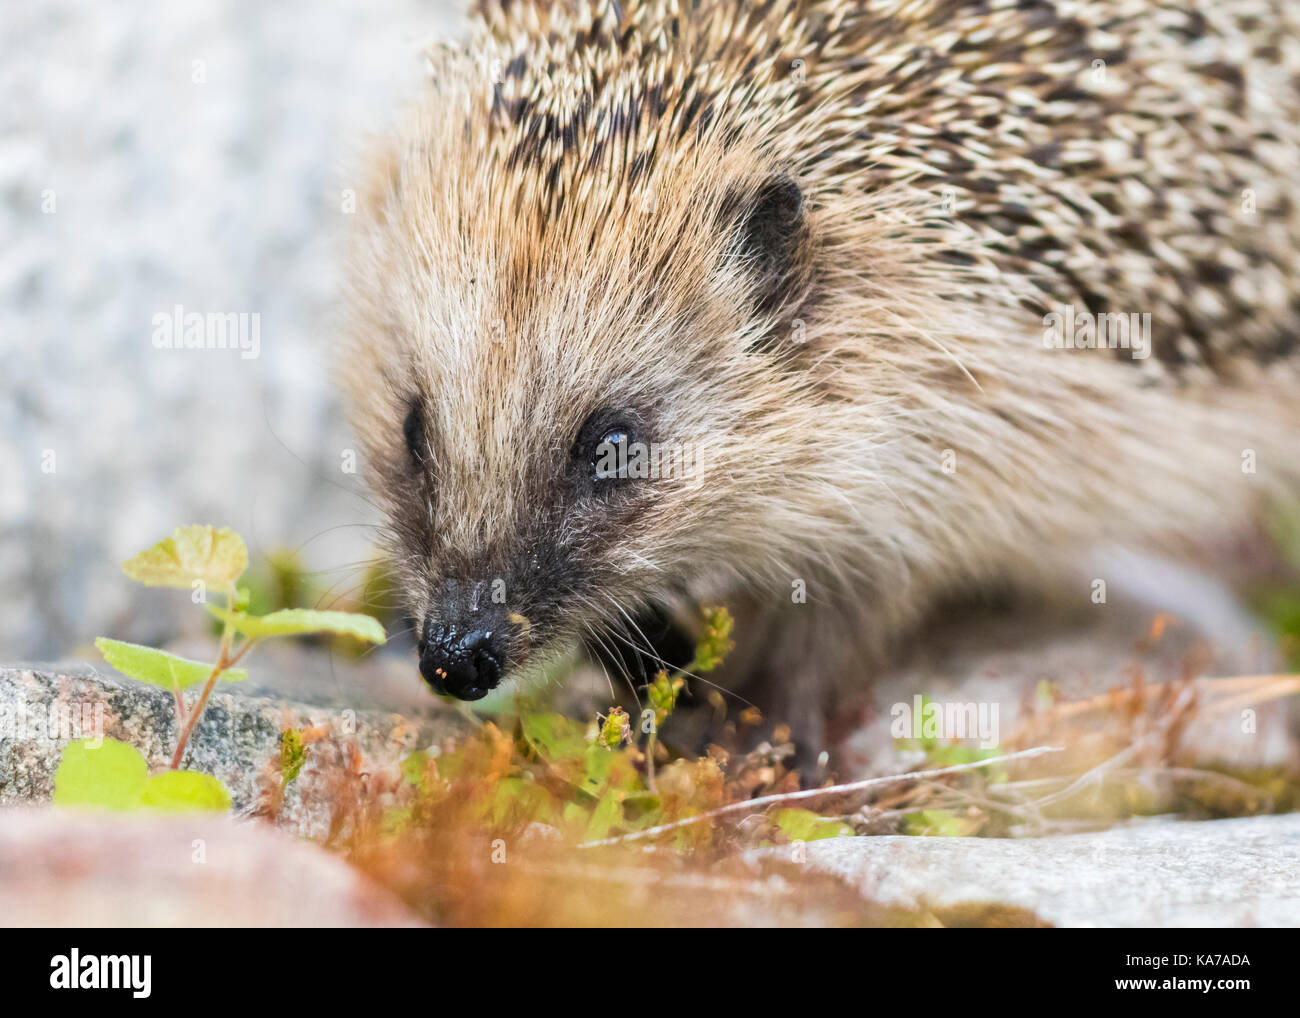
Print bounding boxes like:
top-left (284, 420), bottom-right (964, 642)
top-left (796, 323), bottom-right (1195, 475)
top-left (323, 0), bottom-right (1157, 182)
top-left (2, 0), bottom-right (465, 659)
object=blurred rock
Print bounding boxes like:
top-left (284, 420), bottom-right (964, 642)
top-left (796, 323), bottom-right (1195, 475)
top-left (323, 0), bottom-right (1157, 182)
top-left (0, 808), bottom-right (424, 926)
top-left (0, 0), bottom-right (465, 659)
top-left (0, 660), bottom-right (470, 838)
top-left (799, 813), bottom-right (1300, 927)
top-left (835, 577), bottom-right (1295, 776)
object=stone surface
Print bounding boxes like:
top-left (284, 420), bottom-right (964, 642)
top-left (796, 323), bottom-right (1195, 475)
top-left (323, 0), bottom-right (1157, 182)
top-left (799, 814), bottom-right (1300, 927)
top-left (4, 666), bottom-right (1300, 927)
top-left (0, 808), bottom-right (424, 926)
top-left (0, 661), bottom-right (470, 838)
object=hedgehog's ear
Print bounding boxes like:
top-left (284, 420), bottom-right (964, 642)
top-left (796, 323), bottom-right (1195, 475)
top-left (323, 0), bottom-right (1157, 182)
top-left (723, 172), bottom-right (812, 319)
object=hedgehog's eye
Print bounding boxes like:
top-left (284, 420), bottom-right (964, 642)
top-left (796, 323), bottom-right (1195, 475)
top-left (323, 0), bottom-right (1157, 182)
top-left (592, 427), bottom-right (631, 481)
top-left (403, 404), bottom-right (425, 468)
top-left (573, 412), bottom-right (641, 487)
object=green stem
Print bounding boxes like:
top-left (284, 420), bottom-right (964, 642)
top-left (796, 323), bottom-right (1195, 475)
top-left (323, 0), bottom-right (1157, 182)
top-left (170, 589), bottom-right (253, 769)
top-left (645, 730), bottom-right (658, 793)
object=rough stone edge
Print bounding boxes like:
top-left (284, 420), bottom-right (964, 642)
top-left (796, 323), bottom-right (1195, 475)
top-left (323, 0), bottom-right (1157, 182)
top-left (0, 663), bottom-right (471, 837)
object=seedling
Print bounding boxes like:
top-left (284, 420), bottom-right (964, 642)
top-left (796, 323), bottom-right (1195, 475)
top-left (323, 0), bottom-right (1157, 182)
top-left (54, 525), bottom-right (385, 812)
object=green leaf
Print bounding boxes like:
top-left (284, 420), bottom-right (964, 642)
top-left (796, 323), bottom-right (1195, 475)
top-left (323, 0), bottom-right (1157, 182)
top-left (688, 605), bottom-right (734, 674)
top-left (141, 770), bottom-right (231, 812)
top-left (208, 605), bottom-right (386, 644)
top-left (578, 745), bottom-right (614, 797)
top-left (53, 738), bottom-right (148, 811)
top-left (773, 808), bottom-right (851, 842)
top-left (597, 707), bottom-right (630, 749)
top-left (560, 801), bottom-right (591, 839)
top-left (902, 809), bottom-right (974, 837)
top-left (96, 638), bottom-right (247, 690)
top-left (646, 670), bottom-right (683, 724)
top-left (122, 524), bottom-right (248, 590)
top-left (521, 712), bottom-right (589, 765)
top-left (400, 750), bottom-right (431, 787)
top-left (486, 777), bottom-right (555, 826)
top-left (53, 739), bottom-right (231, 814)
top-left (280, 728), bottom-right (309, 787)
top-left (585, 791), bottom-right (624, 841)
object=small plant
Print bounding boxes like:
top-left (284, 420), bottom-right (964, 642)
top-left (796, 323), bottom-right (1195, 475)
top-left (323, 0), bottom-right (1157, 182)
top-left (54, 525), bottom-right (385, 812)
top-left (369, 605), bottom-right (849, 851)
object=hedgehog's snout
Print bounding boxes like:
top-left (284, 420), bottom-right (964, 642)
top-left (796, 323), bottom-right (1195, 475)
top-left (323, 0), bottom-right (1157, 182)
top-left (419, 618), bottom-right (506, 701)
top-left (418, 581), bottom-right (514, 700)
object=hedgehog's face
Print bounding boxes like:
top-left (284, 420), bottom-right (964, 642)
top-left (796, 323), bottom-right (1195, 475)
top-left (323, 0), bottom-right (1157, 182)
top-left (395, 395), bottom-right (695, 701)
top-left (345, 97), bottom-right (826, 701)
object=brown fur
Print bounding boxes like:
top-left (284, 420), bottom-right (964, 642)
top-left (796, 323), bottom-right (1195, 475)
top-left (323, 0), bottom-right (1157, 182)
top-left (342, 0), bottom-right (1300, 751)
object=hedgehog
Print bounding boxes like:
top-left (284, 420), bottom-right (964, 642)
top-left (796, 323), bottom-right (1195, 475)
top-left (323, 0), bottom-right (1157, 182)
top-left (342, 0), bottom-right (1300, 754)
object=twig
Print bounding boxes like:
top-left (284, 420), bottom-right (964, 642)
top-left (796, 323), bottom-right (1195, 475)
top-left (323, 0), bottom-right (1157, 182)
top-left (1029, 737), bottom-right (1150, 810)
top-left (1200, 678), bottom-right (1300, 720)
top-left (644, 728), bottom-right (659, 793)
top-left (579, 744), bottom-right (1063, 847)
top-left (919, 780), bottom-right (1043, 824)
top-left (1024, 673), bottom-right (1300, 726)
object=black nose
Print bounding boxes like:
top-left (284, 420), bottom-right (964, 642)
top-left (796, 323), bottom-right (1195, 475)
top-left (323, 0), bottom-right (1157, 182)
top-left (418, 625), bottom-right (504, 701)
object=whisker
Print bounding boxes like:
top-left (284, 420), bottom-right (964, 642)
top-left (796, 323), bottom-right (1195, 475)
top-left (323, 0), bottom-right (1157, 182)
top-left (259, 390), bottom-right (387, 517)
top-left (595, 593), bottom-right (755, 708)
top-left (578, 620), bottom-right (619, 701)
